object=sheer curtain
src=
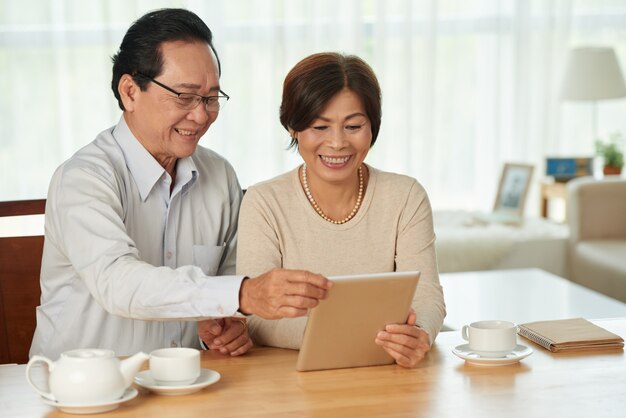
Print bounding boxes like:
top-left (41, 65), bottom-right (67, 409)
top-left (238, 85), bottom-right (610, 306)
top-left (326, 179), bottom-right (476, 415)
top-left (2, 0), bottom-right (626, 215)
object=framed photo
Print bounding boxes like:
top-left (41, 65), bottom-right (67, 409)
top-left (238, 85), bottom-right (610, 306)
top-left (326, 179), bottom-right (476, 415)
top-left (493, 163), bottom-right (534, 216)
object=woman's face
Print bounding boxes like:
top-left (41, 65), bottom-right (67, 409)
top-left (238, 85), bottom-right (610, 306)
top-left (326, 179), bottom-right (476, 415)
top-left (297, 88), bottom-right (372, 186)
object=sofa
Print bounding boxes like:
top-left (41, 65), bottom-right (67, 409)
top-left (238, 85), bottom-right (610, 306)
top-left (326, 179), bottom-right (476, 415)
top-left (566, 176), bottom-right (626, 302)
top-left (434, 210), bottom-right (569, 277)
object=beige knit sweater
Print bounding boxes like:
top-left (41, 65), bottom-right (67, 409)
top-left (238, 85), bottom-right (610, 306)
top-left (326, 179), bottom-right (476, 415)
top-left (236, 165), bottom-right (446, 350)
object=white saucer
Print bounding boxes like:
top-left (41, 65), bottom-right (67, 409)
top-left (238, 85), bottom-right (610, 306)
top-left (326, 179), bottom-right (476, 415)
top-left (452, 344), bottom-right (533, 366)
top-left (134, 368), bottom-right (221, 396)
top-left (40, 387), bottom-right (138, 414)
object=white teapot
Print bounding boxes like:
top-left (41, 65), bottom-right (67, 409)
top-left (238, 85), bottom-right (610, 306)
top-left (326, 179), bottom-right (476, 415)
top-left (26, 348), bottom-right (149, 404)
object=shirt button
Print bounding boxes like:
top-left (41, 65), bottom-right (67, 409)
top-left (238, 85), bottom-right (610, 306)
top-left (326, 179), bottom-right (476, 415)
top-left (171, 341), bottom-right (177, 347)
top-left (166, 251), bottom-right (172, 259)
top-left (217, 305), bottom-right (224, 314)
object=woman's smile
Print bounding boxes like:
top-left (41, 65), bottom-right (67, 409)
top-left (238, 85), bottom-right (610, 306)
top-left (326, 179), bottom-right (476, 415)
top-left (319, 154), bottom-right (352, 168)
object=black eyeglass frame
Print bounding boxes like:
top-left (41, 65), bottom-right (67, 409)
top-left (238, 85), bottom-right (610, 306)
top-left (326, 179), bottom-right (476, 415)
top-left (135, 72), bottom-right (230, 112)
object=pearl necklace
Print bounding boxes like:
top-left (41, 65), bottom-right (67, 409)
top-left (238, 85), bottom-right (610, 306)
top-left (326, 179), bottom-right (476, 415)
top-left (301, 164), bottom-right (364, 225)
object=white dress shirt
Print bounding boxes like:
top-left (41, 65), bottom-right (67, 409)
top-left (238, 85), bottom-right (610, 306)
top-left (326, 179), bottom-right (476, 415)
top-left (30, 116), bottom-right (244, 359)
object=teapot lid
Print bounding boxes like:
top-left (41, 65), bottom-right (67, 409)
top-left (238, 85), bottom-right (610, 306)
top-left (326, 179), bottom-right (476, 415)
top-left (61, 348), bottom-right (116, 359)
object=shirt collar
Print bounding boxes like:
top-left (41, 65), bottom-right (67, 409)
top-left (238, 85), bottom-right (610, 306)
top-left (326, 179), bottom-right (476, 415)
top-left (112, 116), bottom-right (198, 201)
top-left (174, 154), bottom-right (199, 196)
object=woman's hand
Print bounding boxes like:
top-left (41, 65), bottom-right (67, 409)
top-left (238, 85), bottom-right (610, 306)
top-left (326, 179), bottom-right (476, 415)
top-left (198, 317), bottom-right (252, 356)
top-left (374, 309), bottom-right (431, 368)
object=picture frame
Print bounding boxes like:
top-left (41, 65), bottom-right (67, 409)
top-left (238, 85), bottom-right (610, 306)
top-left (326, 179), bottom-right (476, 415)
top-left (493, 163), bottom-right (534, 217)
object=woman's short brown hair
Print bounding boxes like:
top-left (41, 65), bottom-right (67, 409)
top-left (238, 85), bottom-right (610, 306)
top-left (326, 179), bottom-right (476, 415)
top-left (280, 52), bottom-right (382, 148)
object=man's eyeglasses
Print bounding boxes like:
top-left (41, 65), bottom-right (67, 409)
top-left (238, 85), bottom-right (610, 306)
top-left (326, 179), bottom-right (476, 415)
top-left (136, 73), bottom-right (229, 112)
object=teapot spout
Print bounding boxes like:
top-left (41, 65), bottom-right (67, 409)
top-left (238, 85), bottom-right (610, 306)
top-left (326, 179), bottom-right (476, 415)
top-left (119, 352), bottom-right (149, 387)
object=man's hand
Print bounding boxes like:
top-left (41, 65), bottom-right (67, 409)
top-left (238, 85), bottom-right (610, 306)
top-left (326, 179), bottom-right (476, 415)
top-left (238, 269), bottom-right (332, 319)
top-left (374, 308), bottom-right (431, 368)
top-left (198, 317), bottom-right (252, 356)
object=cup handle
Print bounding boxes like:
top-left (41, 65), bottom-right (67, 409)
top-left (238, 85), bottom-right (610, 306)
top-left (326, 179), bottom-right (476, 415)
top-left (461, 325), bottom-right (470, 342)
top-left (26, 355), bottom-right (56, 401)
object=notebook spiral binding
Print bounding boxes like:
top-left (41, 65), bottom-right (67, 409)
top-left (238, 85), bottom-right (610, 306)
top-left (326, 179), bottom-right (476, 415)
top-left (518, 327), bottom-right (553, 351)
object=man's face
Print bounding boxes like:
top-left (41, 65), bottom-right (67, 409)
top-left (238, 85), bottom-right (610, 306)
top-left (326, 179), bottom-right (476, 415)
top-left (124, 40), bottom-right (221, 167)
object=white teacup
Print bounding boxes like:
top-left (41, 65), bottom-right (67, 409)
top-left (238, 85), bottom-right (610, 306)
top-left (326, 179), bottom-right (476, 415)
top-left (461, 320), bottom-right (518, 358)
top-left (150, 348), bottom-right (200, 386)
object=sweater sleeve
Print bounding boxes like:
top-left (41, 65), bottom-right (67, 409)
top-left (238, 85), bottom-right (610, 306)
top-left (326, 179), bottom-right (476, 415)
top-left (236, 185), bottom-right (306, 349)
top-left (236, 186), bottom-right (283, 277)
top-left (395, 180), bottom-right (446, 344)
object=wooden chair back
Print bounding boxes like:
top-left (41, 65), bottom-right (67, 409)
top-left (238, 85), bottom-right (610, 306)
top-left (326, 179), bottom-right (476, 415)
top-left (0, 199), bottom-right (45, 364)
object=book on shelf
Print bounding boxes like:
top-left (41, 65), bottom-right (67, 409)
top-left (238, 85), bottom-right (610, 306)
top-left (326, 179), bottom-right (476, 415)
top-left (517, 318), bottom-right (624, 353)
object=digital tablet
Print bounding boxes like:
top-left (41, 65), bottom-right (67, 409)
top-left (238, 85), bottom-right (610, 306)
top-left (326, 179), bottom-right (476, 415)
top-left (296, 271), bottom-right (420, 372)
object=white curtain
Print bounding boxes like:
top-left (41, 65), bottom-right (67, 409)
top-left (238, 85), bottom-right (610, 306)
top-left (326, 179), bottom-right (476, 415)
top-left (2, 0), bottom-right (626, 216)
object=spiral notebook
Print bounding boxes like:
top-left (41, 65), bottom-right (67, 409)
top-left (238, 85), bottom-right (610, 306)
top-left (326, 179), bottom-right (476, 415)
top-left (517, 318), bottom-right (624, 353)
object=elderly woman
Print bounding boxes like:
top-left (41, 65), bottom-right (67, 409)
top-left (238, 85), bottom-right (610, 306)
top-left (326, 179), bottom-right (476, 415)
top-left (203, 52), bottom-right (446, 368)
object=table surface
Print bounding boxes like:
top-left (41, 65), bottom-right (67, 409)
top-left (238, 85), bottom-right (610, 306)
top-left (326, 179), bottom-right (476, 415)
top-left (2, 318), bottom-right (625, 418)
top-left (440, 268), bottom-right (626, 330)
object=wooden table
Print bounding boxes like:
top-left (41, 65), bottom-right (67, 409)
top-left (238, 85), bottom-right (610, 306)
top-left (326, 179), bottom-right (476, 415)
top-left (540, 180), bottom-right (567, 221)
top-left (440, 268), bottom-right (626, 330)
top-left (2, 318), bottom-right (624, 417)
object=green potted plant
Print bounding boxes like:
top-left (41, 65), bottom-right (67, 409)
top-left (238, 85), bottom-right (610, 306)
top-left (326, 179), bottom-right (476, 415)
top-left (595, 132), bottom-right (624, 175)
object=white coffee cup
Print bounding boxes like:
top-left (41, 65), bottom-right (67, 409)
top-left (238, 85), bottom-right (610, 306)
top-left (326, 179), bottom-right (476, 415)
top-left (149, 348), bottom-right (200, 386)
top-left (461, 320), bottom-right (518, 358)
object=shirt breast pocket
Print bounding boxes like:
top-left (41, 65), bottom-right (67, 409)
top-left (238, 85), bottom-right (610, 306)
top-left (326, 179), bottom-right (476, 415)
top-left (192, 244), bottom-right (225, 276)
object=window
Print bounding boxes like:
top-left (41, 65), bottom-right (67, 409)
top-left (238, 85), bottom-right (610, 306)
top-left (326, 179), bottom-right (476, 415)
top-left (2, 0), bottom-right (626, 215)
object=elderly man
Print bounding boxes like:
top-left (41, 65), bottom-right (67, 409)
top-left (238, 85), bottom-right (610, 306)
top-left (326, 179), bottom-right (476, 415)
top-left (30, 8), bottom-right (331, 359)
